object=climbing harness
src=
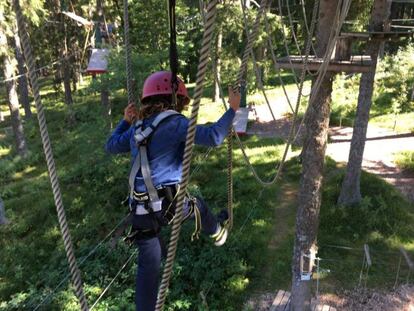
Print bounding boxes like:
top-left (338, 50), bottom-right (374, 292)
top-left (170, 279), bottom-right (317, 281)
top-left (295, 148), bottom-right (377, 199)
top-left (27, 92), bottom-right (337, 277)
top-left (128, 110), bottom-right (179, 215)
top-left (125, 110), bottom-right (203, 242)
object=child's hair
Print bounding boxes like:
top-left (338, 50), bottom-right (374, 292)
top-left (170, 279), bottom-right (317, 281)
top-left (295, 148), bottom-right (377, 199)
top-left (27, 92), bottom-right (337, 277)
top-left (139, 95), bottom-right (189, 119)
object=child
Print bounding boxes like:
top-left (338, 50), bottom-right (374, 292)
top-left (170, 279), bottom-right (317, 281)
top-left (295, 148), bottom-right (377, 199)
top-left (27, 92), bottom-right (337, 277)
top-left (105, 71), bottom-right (240, 311)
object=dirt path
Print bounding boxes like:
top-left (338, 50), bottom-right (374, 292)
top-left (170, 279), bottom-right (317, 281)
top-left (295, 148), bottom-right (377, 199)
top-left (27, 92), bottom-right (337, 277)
top-left (326, 126), bottom-right (414, 203)
top-left (248, 113), bottom-right (414, 203)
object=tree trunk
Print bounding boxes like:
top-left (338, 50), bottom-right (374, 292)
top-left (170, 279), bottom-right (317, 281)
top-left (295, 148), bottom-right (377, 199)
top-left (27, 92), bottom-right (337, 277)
top-left (338, 0), bottom-right (392, 206)
top-left (14, 24), bottom-right (32, 119)
top-left (0, 197), bottom-right (9, 225)
top-left (62, 57), bottom-right (73, 106)
top-left (57, 1), bottom-right (73, 108)
top-left (3, 53), bottom-right (28, 157)
top-left (213, 29), bottom-right (222, 103)
top-left (290, 1), bottom-right (339, 310)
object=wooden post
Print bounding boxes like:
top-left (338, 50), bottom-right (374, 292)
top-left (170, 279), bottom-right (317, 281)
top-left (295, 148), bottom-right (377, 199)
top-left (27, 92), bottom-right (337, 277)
top-left (335, 38), bottom-right (352, 61)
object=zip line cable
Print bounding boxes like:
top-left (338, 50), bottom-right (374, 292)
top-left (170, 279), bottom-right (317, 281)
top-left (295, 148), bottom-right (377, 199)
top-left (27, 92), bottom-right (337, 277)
top-left (0, 53), bottom-right (76, 85)
top-left (123, 0), bottom-right (135, 104)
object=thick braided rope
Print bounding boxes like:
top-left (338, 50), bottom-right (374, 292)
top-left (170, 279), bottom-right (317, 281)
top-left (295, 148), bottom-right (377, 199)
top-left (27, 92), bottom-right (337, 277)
top-left (123, 0), bottom-right (134, 103)
top-left (217, 0), bottom-right (318, 187)
top-left (154, 1), bottom-right (218, 310)
top-left (226, 129), bottom-right (233, 230)
top-left (13, 1), bottom-right (89, 310)
top-left (293, 0), bottom-right (352, 143)
top-left (224, 0), bottom-right (269, 230)
top-left (236, 0), bottom-right (268, 85)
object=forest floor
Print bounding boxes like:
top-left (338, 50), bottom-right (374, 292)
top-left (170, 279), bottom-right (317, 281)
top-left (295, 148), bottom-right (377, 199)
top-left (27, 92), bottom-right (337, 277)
top-left (245, 110), bottom-right (414, 310)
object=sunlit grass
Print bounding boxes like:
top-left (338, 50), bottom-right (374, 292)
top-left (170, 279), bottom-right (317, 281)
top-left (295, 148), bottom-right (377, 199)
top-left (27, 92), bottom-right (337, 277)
top-left (394, 150), bottom-right (414, 171)
top-left (370, 112), bottom-right (414, 133)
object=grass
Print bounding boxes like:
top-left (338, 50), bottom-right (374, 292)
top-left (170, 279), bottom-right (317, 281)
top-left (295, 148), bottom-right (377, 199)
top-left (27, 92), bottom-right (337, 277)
top-left (370, 112), bottom-right (414, 134)
top-left (1, 76), bottom-right (413, 310)
top-left (394, 150), bottom-right (414, 172)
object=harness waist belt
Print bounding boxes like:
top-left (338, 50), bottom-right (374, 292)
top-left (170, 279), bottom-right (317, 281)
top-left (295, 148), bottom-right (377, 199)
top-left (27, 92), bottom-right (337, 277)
top-left (130, 185), bottom-right (177, 216)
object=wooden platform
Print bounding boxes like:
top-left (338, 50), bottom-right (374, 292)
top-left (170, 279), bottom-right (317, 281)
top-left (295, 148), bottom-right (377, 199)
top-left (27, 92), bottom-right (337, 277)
top-left (270, 290), bottom-right (337, 311)
top-left (339, 31), bottom-right (414, 40)
top-left (276, 55), bottom-right (372, 73)
top-left (233, 107), bottom-right (250, 135)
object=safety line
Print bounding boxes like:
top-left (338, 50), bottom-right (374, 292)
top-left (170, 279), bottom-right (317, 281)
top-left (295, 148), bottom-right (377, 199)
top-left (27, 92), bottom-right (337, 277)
top-left (31, 214), bottom-right (130, 310)
top-left (0, 53), bottom-right (76, 85)
top-left (89, 249), bottom-right (138, 310)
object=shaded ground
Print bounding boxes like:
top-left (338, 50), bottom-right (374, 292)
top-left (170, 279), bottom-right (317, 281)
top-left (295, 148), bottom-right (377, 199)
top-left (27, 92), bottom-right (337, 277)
top-left (327, 126), bottom-right (414, 202)
top-left (319, 285), bottom-right (414, 311)
top-left (245, 115), bottom-right (414, 310)
top-left (248, 114), bottom-right (414, 202)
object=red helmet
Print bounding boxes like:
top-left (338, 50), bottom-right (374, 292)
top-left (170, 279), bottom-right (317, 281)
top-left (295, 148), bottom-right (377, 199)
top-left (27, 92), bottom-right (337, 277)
top-left (141, 71), bottom-right (190, 104)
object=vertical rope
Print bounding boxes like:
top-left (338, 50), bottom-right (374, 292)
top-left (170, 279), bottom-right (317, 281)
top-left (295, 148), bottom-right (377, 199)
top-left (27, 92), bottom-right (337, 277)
top-left (123, 0), bottom-right (134, 103)
top-left (13, 1), bottom-right (89, 310)
top-left (155, 1), bottom-right (218, 310)
top-left (227, 129), bottom-right (233, 230)
top-left (236, 0), bottom-right (268, 86)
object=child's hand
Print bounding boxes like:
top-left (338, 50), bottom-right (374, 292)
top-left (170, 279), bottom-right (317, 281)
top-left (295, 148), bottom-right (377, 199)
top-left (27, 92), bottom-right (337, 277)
top-left (124, 102), bottom-right (138, 124)
top-left (228, 86), bottom-right (240, 112)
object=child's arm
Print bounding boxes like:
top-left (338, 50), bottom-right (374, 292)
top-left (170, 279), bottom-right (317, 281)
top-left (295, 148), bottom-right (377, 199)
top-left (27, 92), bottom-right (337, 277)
top-left (178, 86), bottom-right (240, 147)
top-left (105, 103), bottom-right (137, 154)
top-left (105, 120), bottom-right (133, 154)
top-left (194, 108), bottom-right (235, 146)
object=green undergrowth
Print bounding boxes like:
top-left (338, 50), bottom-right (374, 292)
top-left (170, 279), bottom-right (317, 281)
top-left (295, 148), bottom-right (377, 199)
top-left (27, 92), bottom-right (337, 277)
top-left (0, 83), bottom-right (290, 310)
top-left (369, 112), bottom-right (414, 134)
top-left (317, 158), bottom-right (414, 292)
top-left (1, 79), bottom-right (413, 310)
top-left (394, 150), bottom-right (414, 172)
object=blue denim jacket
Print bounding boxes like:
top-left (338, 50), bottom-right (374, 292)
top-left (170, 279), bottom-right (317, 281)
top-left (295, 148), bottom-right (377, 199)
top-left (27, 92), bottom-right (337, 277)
top-left (106, 108), bottom-right (235, 192)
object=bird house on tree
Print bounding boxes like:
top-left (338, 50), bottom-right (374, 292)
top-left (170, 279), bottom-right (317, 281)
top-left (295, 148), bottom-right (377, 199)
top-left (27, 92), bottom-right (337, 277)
top-left (86, 48), bottom-right (110, 75)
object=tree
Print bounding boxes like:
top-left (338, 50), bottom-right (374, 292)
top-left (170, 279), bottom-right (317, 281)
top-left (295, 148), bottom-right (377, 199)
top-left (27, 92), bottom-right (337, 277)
top-left (14, 20), bottom-right (32, 119)
top-left (0, 5), bottom-right (28, 157)
top-left (338, 0), bottom-right (392, 205)
top-left (290, 1), bottom-right (339, 310)
top-left (0, 197), bottom-right (9, 225)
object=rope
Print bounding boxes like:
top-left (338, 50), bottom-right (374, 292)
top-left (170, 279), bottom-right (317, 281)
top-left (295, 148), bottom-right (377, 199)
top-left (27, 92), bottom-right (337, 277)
top-left (291, 0), bottom-right (351, 143)
top-left (284, 0), bottom-right (318, 76)
top-left (155, 1), bottom-right (218, 309)
top-left (212, 0), bottom-right (317, 187)
top-left (123, 0), bottom-right (134, 104)
top-left (90, 249), bottom-right (137, 310)
top-left (13, 1), bottom-right (89, 310)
